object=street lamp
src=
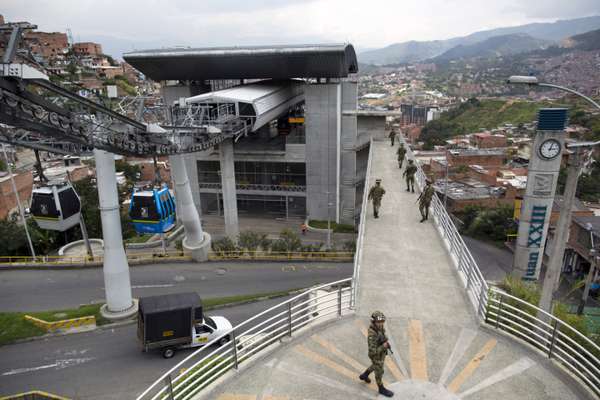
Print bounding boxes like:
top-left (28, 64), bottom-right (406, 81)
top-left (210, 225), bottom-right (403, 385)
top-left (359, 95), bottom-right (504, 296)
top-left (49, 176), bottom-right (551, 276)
top-left (507, 76), bottom-right (600, 319)
top-left (507, 76), bottom-right (600, 110)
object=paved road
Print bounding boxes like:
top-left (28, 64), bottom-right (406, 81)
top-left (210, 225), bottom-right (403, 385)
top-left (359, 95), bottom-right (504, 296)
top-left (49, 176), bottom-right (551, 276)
top-left (0, 295), bottom-right (307, 399)
top-left (462, 235), bottom-right (512, 282)
top-left (0, 261), bottom-right (352, 311)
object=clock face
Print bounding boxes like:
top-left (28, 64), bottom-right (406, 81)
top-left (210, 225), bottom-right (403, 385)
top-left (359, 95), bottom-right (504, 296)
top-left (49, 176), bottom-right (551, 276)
top-left (539, 139), bottom-right (561, 160)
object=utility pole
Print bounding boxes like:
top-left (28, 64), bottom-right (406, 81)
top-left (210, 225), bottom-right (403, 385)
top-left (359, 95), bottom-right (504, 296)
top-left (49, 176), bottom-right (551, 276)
top-left (2, 143), bottom-right (36, 260)
top-left (538, 147), bottom-right (583, 320)
top-left (578, 223), bottom-right (598, 315)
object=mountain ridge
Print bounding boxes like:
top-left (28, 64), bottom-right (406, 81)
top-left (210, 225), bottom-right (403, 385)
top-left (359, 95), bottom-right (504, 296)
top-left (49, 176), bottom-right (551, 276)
top-left (359, 15), bottom-right (600, 65)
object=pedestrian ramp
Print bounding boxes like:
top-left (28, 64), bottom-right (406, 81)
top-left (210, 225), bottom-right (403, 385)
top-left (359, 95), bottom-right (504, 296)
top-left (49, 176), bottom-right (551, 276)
top-left (193, 140), bottom-right (595, 400)
top-left (208, 316), bottom-right (581, 399)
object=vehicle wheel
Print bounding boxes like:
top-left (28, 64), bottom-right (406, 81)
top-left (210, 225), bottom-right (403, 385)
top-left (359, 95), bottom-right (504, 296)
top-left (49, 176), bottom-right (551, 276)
top-left (218, 336), bottom-right (230, 346)
top-left (162, 347), bottom-right (176, 359)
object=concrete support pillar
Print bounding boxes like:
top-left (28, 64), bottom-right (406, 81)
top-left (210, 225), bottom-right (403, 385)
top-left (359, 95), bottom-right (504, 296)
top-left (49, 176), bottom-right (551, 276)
top-left (94, 149), bottom-right (137, 319)
top-left (170, 154), bottom-right (211, 261)
top-left (219, 138), bottom-right (239, 239)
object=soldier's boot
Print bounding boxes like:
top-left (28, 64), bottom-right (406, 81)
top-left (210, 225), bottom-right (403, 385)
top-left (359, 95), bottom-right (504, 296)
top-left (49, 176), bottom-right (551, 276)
top-left (358, 370), bottom-right (372, 384)
top-left (378, 384), bottom-right (394, 397)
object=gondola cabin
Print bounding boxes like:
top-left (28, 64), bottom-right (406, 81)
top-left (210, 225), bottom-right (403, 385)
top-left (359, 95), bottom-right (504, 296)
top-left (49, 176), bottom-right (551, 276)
top-left (30, 184), bottom-right (82, 231)
top-left (129, 187), bottom-right (176, 234)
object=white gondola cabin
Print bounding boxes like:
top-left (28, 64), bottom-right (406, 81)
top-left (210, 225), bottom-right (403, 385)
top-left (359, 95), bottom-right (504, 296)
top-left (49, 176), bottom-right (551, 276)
top-left (30, 184), bottom-right (82, 231)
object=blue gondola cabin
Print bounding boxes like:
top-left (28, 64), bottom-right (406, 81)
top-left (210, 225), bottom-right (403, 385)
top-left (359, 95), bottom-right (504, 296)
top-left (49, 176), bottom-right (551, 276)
top-left (129, 187), bottom-right (176, 234)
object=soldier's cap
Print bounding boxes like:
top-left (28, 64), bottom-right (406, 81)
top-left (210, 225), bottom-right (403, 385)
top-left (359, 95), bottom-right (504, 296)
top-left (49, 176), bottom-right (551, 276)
top-left (425, 179), bottom-right (432, 184)
top-left (371, 310), bottom-right (386, 322)
top-left (375, 179), bottom-right (382, 183)
top-left (408, 159), bottom-right (414, 163)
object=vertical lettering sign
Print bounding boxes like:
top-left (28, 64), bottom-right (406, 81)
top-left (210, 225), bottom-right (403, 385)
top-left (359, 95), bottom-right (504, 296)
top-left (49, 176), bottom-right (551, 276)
top-left (525, 205), bottom-right (547, 278)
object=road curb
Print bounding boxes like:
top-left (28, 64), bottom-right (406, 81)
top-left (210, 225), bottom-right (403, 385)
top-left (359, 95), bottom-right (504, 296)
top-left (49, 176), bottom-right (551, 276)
top-left (0, 258), bottom-right (351, 271)
top-left (4, 289), bottom-right (307, 346)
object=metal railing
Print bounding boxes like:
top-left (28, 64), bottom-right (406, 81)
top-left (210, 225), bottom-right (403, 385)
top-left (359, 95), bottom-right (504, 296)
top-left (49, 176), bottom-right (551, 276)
top-left (486, 288), bottom-right (600, 397)
top-left (135, 278), bottom-right (353, 400)
top-left (198, 182), bottom-right (307, 192)
top-left (351, 138), bottom-right (374, 308)
top-left (403, 137), bottom-right (489, 318)
top-left (403, 136), bottom-right (600, 397)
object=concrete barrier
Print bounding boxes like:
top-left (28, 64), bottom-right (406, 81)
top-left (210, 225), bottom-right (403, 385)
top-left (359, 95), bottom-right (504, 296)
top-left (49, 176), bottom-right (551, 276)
top-left (24, 315), bottom-right (96, 333)
top-left (0, 391), bottom-right (70, 400)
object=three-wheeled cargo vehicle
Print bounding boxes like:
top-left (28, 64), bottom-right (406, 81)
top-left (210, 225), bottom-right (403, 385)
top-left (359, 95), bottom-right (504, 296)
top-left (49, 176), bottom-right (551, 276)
top-left (137, 292), bottom-right (233, 358)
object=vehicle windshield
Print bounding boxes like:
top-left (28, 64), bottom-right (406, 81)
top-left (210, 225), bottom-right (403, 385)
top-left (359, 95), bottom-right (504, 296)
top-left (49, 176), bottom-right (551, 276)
top-left (205, 317), bottom-right (217, 329)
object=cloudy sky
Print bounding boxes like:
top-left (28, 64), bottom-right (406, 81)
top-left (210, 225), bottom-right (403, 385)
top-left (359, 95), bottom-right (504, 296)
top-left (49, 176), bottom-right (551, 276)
top-left (3, 0), bottom-right (600, 57)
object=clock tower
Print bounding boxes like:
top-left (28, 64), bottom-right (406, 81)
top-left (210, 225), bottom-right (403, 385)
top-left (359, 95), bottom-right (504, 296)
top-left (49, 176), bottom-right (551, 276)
top-left (513, 108), bottom-right (568, 280)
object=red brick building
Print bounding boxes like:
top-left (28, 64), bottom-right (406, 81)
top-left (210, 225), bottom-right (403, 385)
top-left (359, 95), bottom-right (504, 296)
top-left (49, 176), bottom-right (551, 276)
top-left (73, 42), bottom-right (103, 57)
top-left (0, 171), bottom-right (33, 220)
top-left (447, 149), bottom-right (506, 168)
top-left (25, 32), bottom-right (68, 61)
top-left (472, 132), bottom-right (508, 149)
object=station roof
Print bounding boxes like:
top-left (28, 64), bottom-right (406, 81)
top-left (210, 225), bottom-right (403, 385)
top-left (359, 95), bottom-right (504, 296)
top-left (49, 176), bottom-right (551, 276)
top-left (123, 43), bottom-right (358, 81)
top-left (186, 80), bottom-right (304, 131)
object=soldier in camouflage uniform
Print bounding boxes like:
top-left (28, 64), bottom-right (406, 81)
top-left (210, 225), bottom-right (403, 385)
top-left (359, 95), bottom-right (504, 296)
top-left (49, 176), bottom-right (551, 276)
top-left (402, 159), bottom-right (417, 192)
top-left (396, 143), bottom-right (406, 169)
top-left (388, 130), bottom-right (397, 146)
top-left (367, 179), bottom-right (386, 218)
top-left (359, 311), bottom-right (394, 397)
top-left (417, 179), bottom-right (436, 222)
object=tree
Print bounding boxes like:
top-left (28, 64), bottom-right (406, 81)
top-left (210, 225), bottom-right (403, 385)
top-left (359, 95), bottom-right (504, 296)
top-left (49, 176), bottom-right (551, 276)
top-left (27, 219), bottom-right (60, 255)
top-left (72, 177), bottom-right (102, 239)
top-left (0, 220), bottom-right (29, 256)
top-left (0, 158), bottom-right (6, 172)
top-left (115, 160), bottom-right (141, 185)
top-left (465, 205), bottom-right (516, 242)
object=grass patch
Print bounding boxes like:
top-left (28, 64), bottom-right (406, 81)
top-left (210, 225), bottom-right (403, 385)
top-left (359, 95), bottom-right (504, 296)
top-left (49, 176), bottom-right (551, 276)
top-left (125, 234), bottom-right (153, 244)
top-left (203, 289), bottom-right (297, 310)
top-left (0, 304), bottom-right (107, 346)
top-left (308, 220), bottom-right (356, 233)
top-left (0, 289), bottom-right (301, 346)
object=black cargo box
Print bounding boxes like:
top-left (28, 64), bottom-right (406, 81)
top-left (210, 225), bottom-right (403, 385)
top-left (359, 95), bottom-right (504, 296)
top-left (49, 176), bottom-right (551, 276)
top-left (138, 292), bottom-right (203, 348)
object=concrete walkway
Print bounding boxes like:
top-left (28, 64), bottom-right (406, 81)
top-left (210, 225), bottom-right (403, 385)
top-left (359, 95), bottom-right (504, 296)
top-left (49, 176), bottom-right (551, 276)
top-left (201, 141), bottom-right (592, 400)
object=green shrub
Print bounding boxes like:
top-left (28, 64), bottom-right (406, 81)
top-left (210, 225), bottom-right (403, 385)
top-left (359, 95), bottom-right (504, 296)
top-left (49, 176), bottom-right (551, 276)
top-left (238, 231), bottom-right (267, 254)
top-left (211, 237), bottom-right (238, 254)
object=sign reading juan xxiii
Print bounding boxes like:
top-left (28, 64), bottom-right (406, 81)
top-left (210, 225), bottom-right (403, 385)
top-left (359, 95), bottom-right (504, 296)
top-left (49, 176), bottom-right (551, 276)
top-left (513, 109), bottom-right (568, 280)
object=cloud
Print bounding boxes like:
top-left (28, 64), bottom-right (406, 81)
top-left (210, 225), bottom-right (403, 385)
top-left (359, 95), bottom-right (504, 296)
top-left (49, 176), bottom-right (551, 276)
top-left (506, 0), bottom-right (600, 19)
top-left (2, 0), bottom-right (599, 57)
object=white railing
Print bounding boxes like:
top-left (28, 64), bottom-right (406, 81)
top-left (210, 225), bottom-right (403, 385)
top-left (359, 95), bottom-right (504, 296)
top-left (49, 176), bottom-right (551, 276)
top-left (136, 278), bottom-right (353, 400)
top-left (487, 288), bottom-right (600, 397)
top-left (403, 136), bottom-right (600, 397)
top-left (351, 138), bottom-right (374, 309)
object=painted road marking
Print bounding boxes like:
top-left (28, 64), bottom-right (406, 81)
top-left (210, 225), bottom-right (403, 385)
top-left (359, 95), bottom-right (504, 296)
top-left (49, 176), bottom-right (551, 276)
top-left (459, 357), bottom-right (535, 398)
top-left (438, 327), bottom-right (478, 385)
top-left (311, 334), bottom-right (365, 372)
top-left (2, 357), bottom-right (95, 376)
top-left (276, 360), bottom-right (373, 400)
top-left (447, 339), bottom-right (497, 393)
top-left (408, 320), bottom-right (428, 381)
top-left (131, 284), bottom-right (175, 289)
top-left (294, 344), bottom-right (377, 391)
